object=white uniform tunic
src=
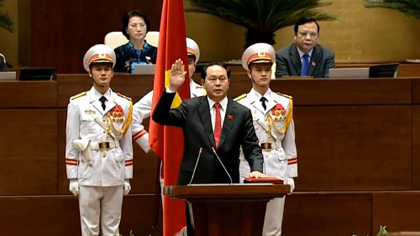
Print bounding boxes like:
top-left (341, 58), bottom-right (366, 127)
top-left (65, 87), bottom-right (133, 236)
top-left (237, 88), bottom-right (297, 236)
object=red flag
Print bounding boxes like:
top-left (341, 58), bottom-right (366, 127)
top-left (149, 0), bottom-right (190, 235)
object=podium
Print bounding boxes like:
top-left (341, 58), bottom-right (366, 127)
top-left (164, 184), bottom-right (290, 236)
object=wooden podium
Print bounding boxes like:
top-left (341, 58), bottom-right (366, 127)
top-left (164, 184), bottom-right (290, 236)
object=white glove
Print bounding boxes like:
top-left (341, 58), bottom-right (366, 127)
top-left (69, 179), bottom-right (79, 196)
top-left (284, 177), bottom-right (295, 193)
top-left (123, 179), bottom-right (131, 195)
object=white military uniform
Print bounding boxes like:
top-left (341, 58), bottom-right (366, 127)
top-left (237, 43), bottom-right (298, 236)
top-left (65, 44), bottom-right (133, 236)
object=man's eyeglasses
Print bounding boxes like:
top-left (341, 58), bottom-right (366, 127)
top-left (298, 31), bottom-right (318, 38)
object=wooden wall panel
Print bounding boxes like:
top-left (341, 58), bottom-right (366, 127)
top-left (294, 105), bottom-right (412, 191)
top-left (57, 109), bottom-right (68, 194)
top-left (31, 0), bottom-right (163, 73)
top-left (0, 81), bottom-right (56, 108)
top-left (0, 195), bottom-right (161, 236)
top-left (0, 110), bottom-right (57, 195)
top-left (373, 192), bottom-right (420, 231)
top-left (283, 193), bottom-right (372, 236)
top-left (412, 106), bottom-right (420, 189)
top-left (411, 79), bottom-right (420, 105)
top-left (269, 79), bottom-right (412, 106)
top-left (228, 75), bottom-right (412, 105)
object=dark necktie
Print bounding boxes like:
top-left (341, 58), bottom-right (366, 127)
top-left (301, 54), bottom-right (310, 76)
top-left (260, 97), bottom-right (267, 110)
top-left (214, 103), bottom-right (222, 148)
top-left (99, 96), bottom-right (107, 110)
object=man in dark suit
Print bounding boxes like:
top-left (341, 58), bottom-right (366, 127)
top-left (275, 17), bottom-right (335, 78)
top-left (152, 60), bottom-right (265, 185)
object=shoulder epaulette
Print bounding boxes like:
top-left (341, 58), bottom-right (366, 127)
top-left (70, 92), bottom-right (87, 100)
top-left (233, 93), bottom-right (247, 102)
top-left (117, 93), bottom-right (132, 101)
top-left (276, 92), bottom-right (293, 100)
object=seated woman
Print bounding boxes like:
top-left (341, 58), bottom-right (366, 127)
top-left (114, 10), bottom-right (157, 73)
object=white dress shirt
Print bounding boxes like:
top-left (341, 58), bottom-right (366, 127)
top-left (296, 47), bottom-right (313, 65)
top-left (207, 96), bottom-right (228, 132)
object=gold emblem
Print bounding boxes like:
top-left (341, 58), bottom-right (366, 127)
top-left (258, 51), bottom-right (266, 58)
top-left (85, 110), bottom-right (95, 115)
top-left (99, 53), bottom-right (106, 58)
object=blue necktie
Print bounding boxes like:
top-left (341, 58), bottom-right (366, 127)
top-left (301, 54), bottom-right (310, 76)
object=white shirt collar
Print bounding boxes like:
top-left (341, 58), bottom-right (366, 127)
top-left (207, 96), bottom-right (228, 111)
top-left (91, 86), bottom-right (111, 101)
top-left (296, 46), bottom-right (313, 59)
top-left (251, 88), bottom-right (272, 102)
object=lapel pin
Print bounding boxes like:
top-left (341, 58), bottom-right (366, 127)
top-left (311, 61), bottom-right (316, 66)
top-left (227, 115), bottom-right (233, 120)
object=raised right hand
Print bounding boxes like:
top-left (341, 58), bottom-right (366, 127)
top-left (169, 59), bottom-right (187, 91)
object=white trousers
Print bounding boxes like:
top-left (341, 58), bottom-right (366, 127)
top-left (79, 185), bottom-right (123, 236)
top-left (263, 196), bottom-right (286, 236)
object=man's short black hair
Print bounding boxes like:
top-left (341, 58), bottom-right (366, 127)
top-left (294, 17), bottom-right (320, 34)
top-left (121, 10), bottom-right (151, 40)
top-left (201, 62), bottom-right (231, 80)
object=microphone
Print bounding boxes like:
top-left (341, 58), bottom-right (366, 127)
top-left (211, 147), bottom-right (233, 184)
top-left (188, 147), bottom-right (203, 185)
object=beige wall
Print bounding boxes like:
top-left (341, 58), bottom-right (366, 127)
top-left (18, 0), bottom-right (30, 66)
top-left (186, 0), bottom-right (420, 63)
top-left (0, 0), bottom-right (18, 66)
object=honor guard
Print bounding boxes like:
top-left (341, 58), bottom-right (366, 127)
top-left (65, 44), bottom-right (134, 236)
top-left (236, 43), bottom-right (298, 236)
top-left (132, 37), bottom-right (205, 153)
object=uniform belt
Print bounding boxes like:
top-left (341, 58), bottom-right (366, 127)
top-left (90, 141), bottom-right (119, 150)
top-left (260, 142), bottom-right (273, 151)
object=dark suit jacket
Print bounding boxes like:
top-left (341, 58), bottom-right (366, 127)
top-left (275, 43), bottom-right (335, 78)
top-left (152, 91), bottom-right (264, 185)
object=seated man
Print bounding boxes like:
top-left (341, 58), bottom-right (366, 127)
top-left (0, 53), bottom-right (8, 72)
top-left (275, 17), bottom-right (334, 78)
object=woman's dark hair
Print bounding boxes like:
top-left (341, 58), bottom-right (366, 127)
top-left (121, 10), bottom-right (150, 40)
top-left (201, 62), bottom-right (231, 80)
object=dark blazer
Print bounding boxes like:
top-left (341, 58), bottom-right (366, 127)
top-left (275, 43), bottom-right (335, 78)
top-left (152, 91), bottom-right (264, 185)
